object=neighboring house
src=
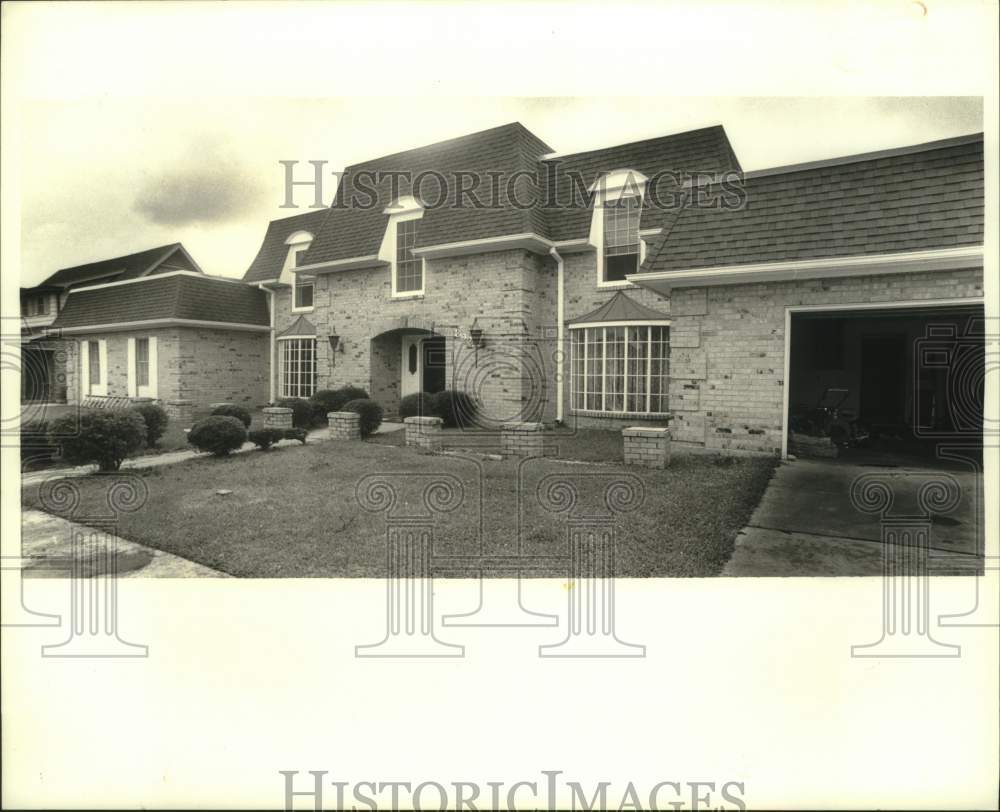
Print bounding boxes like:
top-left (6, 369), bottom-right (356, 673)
top-left (20, 243), bottom-right (204, 404)
top-left (43, 244), bottom-right (270, 418)
top-left (243, 122), bottom-right (984, 456)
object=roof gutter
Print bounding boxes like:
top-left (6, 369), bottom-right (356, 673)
top-left (257, 283), bottom-right (277, 402)
top-left (549, 245), bottom-right (565, 424)
top-left (47, 318), bottom-right (271, 335)
top-left (627, 245), bottom-right (984, 293)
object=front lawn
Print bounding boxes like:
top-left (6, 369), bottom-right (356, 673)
top-left (23, 441), bottom-right (777, 577)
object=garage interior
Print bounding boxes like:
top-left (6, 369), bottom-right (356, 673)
top-left (788, 303), bottom-right (985, 463)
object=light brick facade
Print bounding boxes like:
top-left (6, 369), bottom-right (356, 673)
top-left (64, 326), bottom-right (269, 418)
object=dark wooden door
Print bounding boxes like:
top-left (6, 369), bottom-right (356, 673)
top-left (422, 337), bottom-right (447, 394)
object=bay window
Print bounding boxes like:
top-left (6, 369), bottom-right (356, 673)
top-left (279, 338), bottom-right (317, 398)
top-left (570, 324), bottom-right (669, 414)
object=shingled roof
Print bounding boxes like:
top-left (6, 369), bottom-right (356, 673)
top-left (567, 292), bottom-right (670, 325)
top-left (302, 122), bottom-right (555, 265)
top-left (40, 243), bottom-right (202, 289)
top-left (242, 122), bottom-right (741, 281)
top-left (641, 134), bottom-right (984, 273)
top-left (242, 209), bottom-right (330, 284)
top-left (52, 273), bottom-right (269, 331)
top-left (544, 125), bottom-right (741, 242)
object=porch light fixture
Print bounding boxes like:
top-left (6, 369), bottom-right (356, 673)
top-left (469, 325), bottom-right (486, 350)
top-left (328, 334), bottom-right (343, 353)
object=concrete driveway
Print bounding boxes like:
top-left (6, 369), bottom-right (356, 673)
top-left (723, 456), bottom-right (984, 576)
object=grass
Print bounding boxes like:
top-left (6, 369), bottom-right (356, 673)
top-left (23, 439), bottom-right (777, 578)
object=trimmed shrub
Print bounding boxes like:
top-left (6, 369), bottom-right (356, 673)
top-left (49, 411), bottom-right (147, 471)
top-left (188, 415), bottom-right (247, 456)
top-left (283, 427), bottom-right (308, 445)
top-left (20, 419), bottom-right (59, 468)
top-left (429, 390), bottom-right (477, 428)
top-left (275, 398), bottom-right (319, 429)
top-left (211, 404), bottom-right (252, 428)
top-left (343, 398), bottom-right (383, 438)
top-left (399, 392), bottom-right (434, 420)
top-left (309, 386), bottom-right (370, 417)
top-left (248, 427), bottom-right (285, 450)
top-left (131, 402), bottom-right (169, 447)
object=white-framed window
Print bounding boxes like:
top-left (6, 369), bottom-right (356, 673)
top-left (380, 195), bottom-right (426, 298)
top-left (603, 195), bottom-right (642, 282)
top-left (127, 336), bottom-right (158, 398)
top-left (589, 169), bottom-right (648, 288)
top-left (570, 324), bottom-right (669, 414)
top-left (279, 337), bottom-right (317, 398)
top-left (80, 338), bottom-right (107, 396)
top-left (395, 219), bottom-right (423, 294)
top-left (294, 266), bottom-right (314, 311)
top-left (281, 231), bottom-right (315, 312)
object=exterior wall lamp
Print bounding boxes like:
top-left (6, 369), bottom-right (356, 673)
top-left (328, 334), bottom-right (343, 354)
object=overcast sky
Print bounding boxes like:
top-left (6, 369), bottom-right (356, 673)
top-left (2, 2), bottom-right (990, 288)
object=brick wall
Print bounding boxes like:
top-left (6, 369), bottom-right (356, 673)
top-left (64, 326), bottom-right (268, 411)
top-left (667, 267), bottom-right (984, 454)
top-left (176, 327), bottom-right (269, 407)
top-left (275, 249), bottom-right (559, 421)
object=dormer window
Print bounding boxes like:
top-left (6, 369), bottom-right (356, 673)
top-left (395, 219), bottom-right (422, 294)
top-left (282, 230), bottom-right (315, 312)
top-left (380, 195), bottom-right (426, 298)
top-left (603, 195), bottom-right (642, 282)
top-left (589, 169), bottom-right (648, 288)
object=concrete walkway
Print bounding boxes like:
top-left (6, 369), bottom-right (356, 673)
top-left (21, 509), bottom-right (228, 578)
top-left (723, 458), bottom-right (984, 576)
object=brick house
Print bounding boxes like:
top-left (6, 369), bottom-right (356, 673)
top-left (47, 244), bottom-right (270, 419)
top-left (243, 122), bottom-right (984, 457)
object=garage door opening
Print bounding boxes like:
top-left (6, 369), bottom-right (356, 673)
top-left (786, 303), bottom-right (985, 463)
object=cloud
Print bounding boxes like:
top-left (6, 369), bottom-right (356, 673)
top-left (132, 140), bottom-right (267, 227)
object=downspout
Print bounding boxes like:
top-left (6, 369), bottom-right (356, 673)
top-left (258, 283), bottom-right (276, 403)
top-left (548, 246), bottom-right (565, 424)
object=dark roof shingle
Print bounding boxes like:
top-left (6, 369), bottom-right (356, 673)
top-left (641, 136), bottom-right (984, 273)
top-left (242, 209), bottom-right (330, 284)
top-left (41, 243), bottom-right (199, 289)
top-left (52, 274), bottom-right (269, 330)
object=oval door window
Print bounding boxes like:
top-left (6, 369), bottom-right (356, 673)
top-left (408, 344), bottom-right (418, 374)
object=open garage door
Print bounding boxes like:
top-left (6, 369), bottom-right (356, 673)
top-left (786, 302), bottom-right (985, 463)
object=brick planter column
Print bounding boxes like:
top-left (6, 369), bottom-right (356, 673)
top-left (164, 399), bottom-right (194, 423)
top-left (622, 427), bottom-right (671, 469)
top-left (501, 421), bottom-right (544, 458)
top-left (263, 406), bottom-right (293, 430)
top-left (328, 411), bottom-right (361, 441)
top-left (405, 416), bottom-right (443, 451)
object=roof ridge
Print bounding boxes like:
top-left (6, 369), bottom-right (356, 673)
top-left (344, 121), bottom-right (543, 170)
top-left (541, 125), bottom-right (728, 162)
top-left (744, 132), bottom-right (983, 179)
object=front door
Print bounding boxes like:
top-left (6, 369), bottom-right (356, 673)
top-left (400, 335), bottom-right (422, 398)
top-left (422, 336), bottom-right (446, 394)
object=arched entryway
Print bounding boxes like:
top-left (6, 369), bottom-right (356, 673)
top-left (370, 326), bottom-right (447, 418)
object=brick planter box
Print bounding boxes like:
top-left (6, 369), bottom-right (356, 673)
top-left (164, 399), bottom-right (195, 422)
top-left (263, 406), bottom-right (293, 430)
top-left (328, 411), bottom-right (361, 441)
top-left (501, 421), bottom-right (544, 458)
top-left (404, 416), bottom-right (443, 451)
top-left (622, 427), bottom-right (671, 469)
